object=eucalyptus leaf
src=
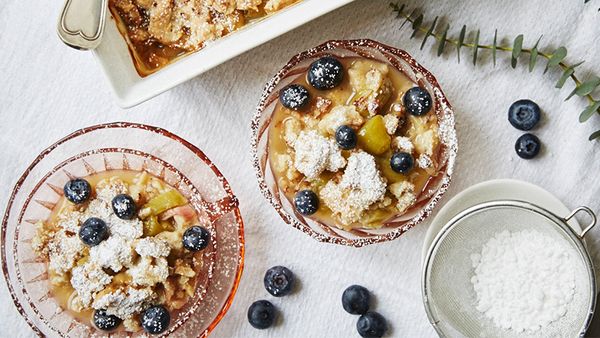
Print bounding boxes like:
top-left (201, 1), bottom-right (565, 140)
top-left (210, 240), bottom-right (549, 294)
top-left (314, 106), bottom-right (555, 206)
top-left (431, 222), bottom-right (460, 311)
top-left (473, 29), bottom-right (480, 65)
top-left (411, 14), bottom-right (423, 38)
top-left (529, 35), bottom-right (542, 72)
top-left (393, 3), bottom-right (406, 18)
top-left (400, 8), bottom-right (417, 29)
top-left (437, 24), bottom-right (449, 56)
top-left (589, 130), bottom-right (600, 141)
top-left (492, 29), bottom-right (497, 67)
top-left (511, 34), bottom-right (523, 68)
top-left (575, 76), bottom-right (600, 96)
top-left (421, 16), bottom-right (438, 50)
top-left (457, 25), bottom-right (466, 63)
top-left (556, 68), bottom-right (575, 89)
top-left (544, 47), bottom-right (567, 73)
top-left (579, 101), bottom-right (600, 122)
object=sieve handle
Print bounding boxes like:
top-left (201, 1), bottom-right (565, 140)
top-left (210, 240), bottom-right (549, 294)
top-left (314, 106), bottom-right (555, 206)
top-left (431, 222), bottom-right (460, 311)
top-left (564, 206), bottom-right (597, 238)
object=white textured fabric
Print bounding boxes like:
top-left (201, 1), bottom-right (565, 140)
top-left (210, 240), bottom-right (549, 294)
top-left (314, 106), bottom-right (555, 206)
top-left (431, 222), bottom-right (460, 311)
top-left (1, 0), bottom-right (600, 337)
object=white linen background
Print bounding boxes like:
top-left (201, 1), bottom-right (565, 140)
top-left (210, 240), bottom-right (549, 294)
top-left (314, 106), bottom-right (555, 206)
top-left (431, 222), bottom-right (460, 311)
top-left (1, 0), bottom-right (600, 337)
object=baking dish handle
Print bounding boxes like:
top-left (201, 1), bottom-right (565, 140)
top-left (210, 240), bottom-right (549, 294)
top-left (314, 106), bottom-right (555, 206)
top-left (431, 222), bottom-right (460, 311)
top-left (564, 206), bottom-right (597, 238)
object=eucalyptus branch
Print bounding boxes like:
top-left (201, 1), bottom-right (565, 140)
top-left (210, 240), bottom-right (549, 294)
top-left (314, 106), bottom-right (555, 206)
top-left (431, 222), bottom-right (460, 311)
top-left (390, 3), bottom-right (600, 141)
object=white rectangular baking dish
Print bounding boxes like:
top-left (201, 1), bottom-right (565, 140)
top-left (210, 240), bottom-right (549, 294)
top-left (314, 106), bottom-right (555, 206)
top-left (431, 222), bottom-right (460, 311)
top-left (93, 0), bottom-right (355, 108)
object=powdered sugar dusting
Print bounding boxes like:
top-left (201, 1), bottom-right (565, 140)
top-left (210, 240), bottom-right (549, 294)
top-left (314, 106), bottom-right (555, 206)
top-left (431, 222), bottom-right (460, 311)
top-left (471, 229), bottom-right (578, 332)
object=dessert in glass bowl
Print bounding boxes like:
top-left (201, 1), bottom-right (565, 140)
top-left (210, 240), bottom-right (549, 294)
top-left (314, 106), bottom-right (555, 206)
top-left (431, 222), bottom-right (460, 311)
top-left (109, 0), bottom-right (301, 76)
top-left (252, 39), bottom-right (457, 247)
top-left (2, 123), bottom-right (244, 337)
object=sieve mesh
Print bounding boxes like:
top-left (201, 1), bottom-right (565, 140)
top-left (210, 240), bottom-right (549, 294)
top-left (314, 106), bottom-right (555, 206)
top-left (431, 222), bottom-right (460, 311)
top-left (423, 201), bottom-right (595, 338)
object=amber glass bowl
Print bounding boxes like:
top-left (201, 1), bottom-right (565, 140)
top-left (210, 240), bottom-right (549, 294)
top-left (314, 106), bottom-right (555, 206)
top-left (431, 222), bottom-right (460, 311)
top-left (1, 123), bottom-right (244, 337)
top-left (251, 39), bottom-right (458, 247)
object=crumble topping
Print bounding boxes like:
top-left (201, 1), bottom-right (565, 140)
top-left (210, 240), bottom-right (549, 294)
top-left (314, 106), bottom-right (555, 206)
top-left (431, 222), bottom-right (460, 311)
top-left (70, 262), bottom-right (112, 307)
top-left (389, 181), bottom-right (416, 213)
top-left (292, 130), bottom-right (346, 180)
top-left (320, 152), bottom-right (387, 226)
top-left (135, 237), bottom-right (171, 258)
top-left (416, 154), bottom-right (433, 169)
top-left (48, 229), bottom-right (85, 274)
top-left (383, 114), bottom-right (399, 135)
top-left (128, 256), bottom-right (170, 287)
top-left (392, 136), bottom-right (414, 153)
top-left (92, 286), bottom-right (156, 319)
top-left (349, 60), bottom-right (394, 116)
top-left (318, 105), bottom-right (364, 135)
top-left (90, 236), bottom-right (135, 273)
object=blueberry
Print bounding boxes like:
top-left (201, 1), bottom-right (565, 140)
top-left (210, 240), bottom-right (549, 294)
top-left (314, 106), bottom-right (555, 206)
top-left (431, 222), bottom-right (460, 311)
top-left (111, 194), bottom-right (136, 220)
top-left (335, 125), bottom-right (357, 150)
top-left (357, 311), bottom-right (388, 338)
top-left (294, 190), bottom-right (319, 215)
top-left (79, 217), bottom-right (109, 247)
top-left (264, 266), bottom-right (294, 297)
top-left (403, 87), bottom-right (432, 116)
top-left (141, 305), bottom-right (170, 335)
top-left (390, 152), bottom-right (413, 174)
top-left (508, 99), bottom-right (541, 131)
top-left (279, 84), bottom-right (310, 110)
top-left (307, 56), bottom-right (344, 90)
top-left (515, 133), bottom-right (541, 159)
top-left (248, 300), bottom-right (277, 329)
top-left (342, 285), bottom-right (370, 315)
top-left (182, 225), bottom-right (210, 251)
top-left (93, 309), bottom-right (122, 331)
top-left (63, 178), bottom-right (91, 204)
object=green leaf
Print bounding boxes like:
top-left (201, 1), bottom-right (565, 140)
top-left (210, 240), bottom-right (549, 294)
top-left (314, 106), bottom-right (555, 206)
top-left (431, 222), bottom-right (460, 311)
top-left (528, 35), bottom-right (542, 72)
top-left (410, 14), bottom-right (423, 39)
top-left (400, 8), bottom-right (417, 29)
top-left (511, 34), bottom-right (523, 69)
top-left (544, 47), bottom-right (567, 73)
top-left (556, 68), bottom-right (575, 88)
top-left (589, 130), bottom-right (600, 141)
top-left (472, 29), bottom-right (480, 66)
top-left (421, 16), bottom-right (438, 50)
top-left (492, 29), bottom-right (498, 67)
top-left (575, 76), bottom-right (600, 96)
top-left (457, 25), bottom-right (466, 63)
top-left (579, 101), bottom-right (600, 122)
top-left (437, 24), bottom-right (449, 56)
top-left (392, 3), bottom-right (406, 18)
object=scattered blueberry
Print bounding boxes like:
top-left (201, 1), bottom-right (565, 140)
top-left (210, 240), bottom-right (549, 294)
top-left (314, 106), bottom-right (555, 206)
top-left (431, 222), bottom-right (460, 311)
top-left (357, 311), bottom-right (388, 338)
top-left (93, 309), bottom-right (122, 331)
top-left (182, 226), bottom-right (210, 252)
top-left (248, 300), bottom-right (277, 329)
top-left (63, 178), bottom-right (91, 204)
top-left (79, 217), bottom-right (109, 247)
top-left (342, 285), bottom-right (370, 315)
top-left (279, 84), bottom-right (310, 110)
top-left (141, 305), bottom-right (170, 335)
top-left (307, 56), bottom-right (344, 90)
top-left (515, 133), bottom-right (541, 159)
top-left (264, 266), bottom-right (294, 297)
top-left (111, 194), bottom-right (136, 220)
top-left (508, 99), bottom-right (541, 131)
top-left (336, 125), bottom-right (357, 150)
top-left (403, 87), bottom-right (432, 116)
top-left (294, 190), bottom-right (319, 215)
top-left (390, 152), bottom-right (414, 174)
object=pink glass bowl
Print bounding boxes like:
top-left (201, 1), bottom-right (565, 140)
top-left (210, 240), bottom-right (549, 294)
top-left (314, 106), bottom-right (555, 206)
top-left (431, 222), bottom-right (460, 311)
top-left (1, 122), bottom-right (245, 337)
top-left (251, 39), bottom-right (458, 247)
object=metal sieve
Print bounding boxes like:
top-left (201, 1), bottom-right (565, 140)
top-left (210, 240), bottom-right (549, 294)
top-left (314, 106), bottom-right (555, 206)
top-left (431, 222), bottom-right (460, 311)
top-left (422, 200), bottom-right (597, 337)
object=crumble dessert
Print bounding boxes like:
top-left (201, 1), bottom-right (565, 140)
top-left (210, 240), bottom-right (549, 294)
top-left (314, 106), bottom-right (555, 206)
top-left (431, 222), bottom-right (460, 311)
top-left (109, 0), bottom-right (301, 76)
top-left (268, 56), bottom-right (441, 230)
top-left (32, 170), bottom-right (211, 334)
